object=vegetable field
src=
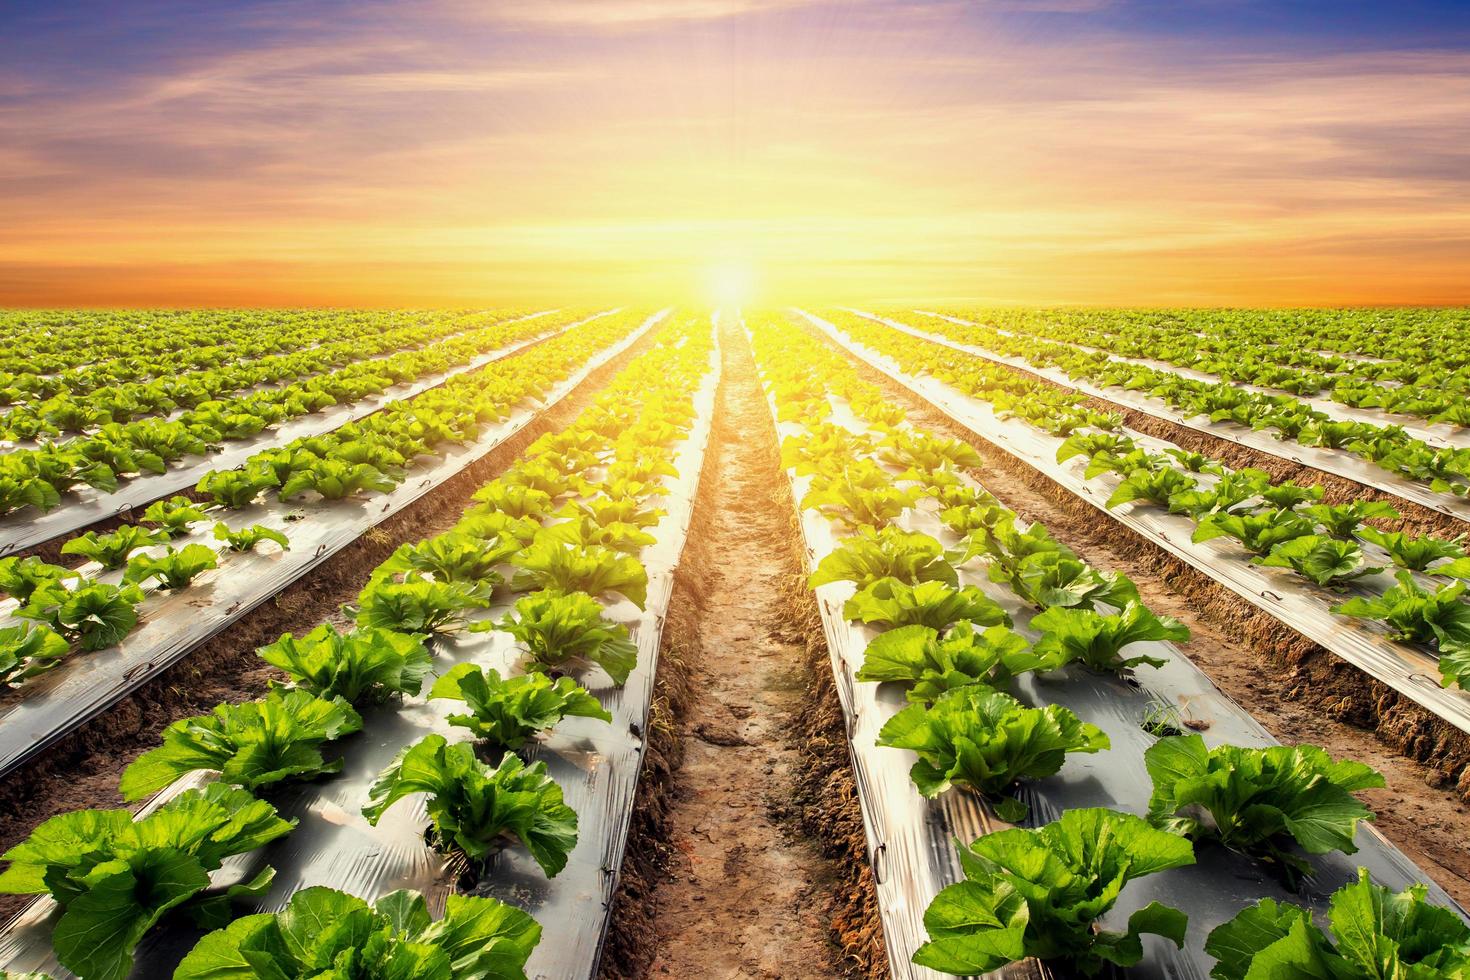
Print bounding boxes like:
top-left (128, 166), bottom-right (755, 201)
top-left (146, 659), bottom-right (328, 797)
top-left (0, 306), bottom-right (1467, 980)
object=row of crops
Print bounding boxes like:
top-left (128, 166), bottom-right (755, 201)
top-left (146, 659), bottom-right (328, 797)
top-left (747, 310), bottom-right (1468, 978)
top-left (0, 303), bottom-right (1464, 979)
top-left (812, 310), bottom-right (1470, 730)
top-left (0, 311), bottom-right (718, 978)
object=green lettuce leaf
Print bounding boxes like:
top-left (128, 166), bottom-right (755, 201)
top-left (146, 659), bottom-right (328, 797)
top-left (430, 664), bottom-right (611, 749)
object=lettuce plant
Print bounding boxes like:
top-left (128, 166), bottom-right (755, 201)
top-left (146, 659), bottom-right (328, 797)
top-left (257, 623), bottom-right (432, 704)
top-left (173, 885), bottom-right (542, 980)
top-left (1031, 600), bottom-right (1187, 672)
top-left (196, 462), bottom-right (281, 508)
top-left (1301, 500), bottom-right (1401, 539)
top-left (1000, 553), bottom-right (1140, 611)
top-left (877, 686), bottom-right (1108, 817)
top-left (1107, 465), bottom-right (1198, 509)
top-left (0, 783), bottom-right (294, 980)
top-left (913, 808), bottom-right (1194, 976)
top-left (1259, 481), bottom-right (1326, 510)
top-left (1254, 535), bottom-right (1382, 587)
top-left (490, 589), bottom-right (638, 684)
top-left (352, 574), bottom-right (491, 634)
top-left (1334, 573), bottom-right (1470, 686)
top-left (844, 578), bottom-right (1010, 630)
top-left (430, 664), bottom-right (611, 750)
top-left (855, 622), bottom-right (1065, 701)
top-left (1145, 734), bottom-right (1382, 883)
top-left (376, 530), bottom-right (519, 585)
top-left (212, 521), bottom-right (290, 553)
top-left (1356, 527), bottom-right (1466, 571)
top-left (140, 494), bottom-right (210, 535)
top-left (18, 580), bottom-right (145, 651)
top-left (559, 496), bottom-right (664, 530)
top-left (538, 515), bottom-right (657, 555)
top-left (119, 687), bottom-right (363, 800)
top-left (1193, 508), bottom-right (1318, 555)
top-left (59, 525), bottom-right (168, 569)
top-left (1206, 868), bottom-right (1470, 980)
top-left (1167, 468), bottom-right (1272, 519)
top-left (509, 540), bottom-right (649, 609)
top-left (123, 542), bottom-right (219, 589)
top-left (279, 459), bottom-right (397, 501)
top-left (809, 526), bottom-right (957, 591)
top-left (0, 555), bottom-right (78, 603)
top-left (0, 623), bottom-right (70, 688)
top-left (363, 734), bottom-right (578, 878)
top-left (801, 466), bottom-right (920, 529)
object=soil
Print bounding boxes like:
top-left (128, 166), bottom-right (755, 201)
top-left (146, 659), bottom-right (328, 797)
top-left (806, 320), bottom-right (1470, 907)
top-left (606, 318), bottom-right (863, 979)
top-left (0, 325), bottom-right (664, 922)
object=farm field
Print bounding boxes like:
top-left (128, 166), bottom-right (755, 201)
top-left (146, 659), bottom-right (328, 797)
top-left (0, 306), bottom-right (1468, 980)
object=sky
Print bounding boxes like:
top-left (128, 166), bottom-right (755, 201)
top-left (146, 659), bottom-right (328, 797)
top-left (2, 0), bottom-right (1470, 308)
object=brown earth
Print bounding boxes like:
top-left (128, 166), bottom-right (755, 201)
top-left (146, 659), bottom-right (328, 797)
top-left (603, 318), bottom-right (877, 979)
top-left (806, 319), bottom-right (1470, 907)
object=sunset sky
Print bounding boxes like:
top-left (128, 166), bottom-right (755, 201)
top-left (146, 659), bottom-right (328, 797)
top-left (3, 0), bottom-right (1470, 307)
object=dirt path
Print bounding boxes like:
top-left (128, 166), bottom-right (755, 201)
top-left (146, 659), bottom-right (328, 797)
top-left (641, 320), bottom-right (847, 978)
top-left (806, 321), bottom-right (1470, 907)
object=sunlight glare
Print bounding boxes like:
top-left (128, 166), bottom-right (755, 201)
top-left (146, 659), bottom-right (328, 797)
top-left (704, 259), bottom-right (757, 308)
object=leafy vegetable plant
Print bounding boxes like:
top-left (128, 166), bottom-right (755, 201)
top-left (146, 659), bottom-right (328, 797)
top-left (509, 540), bottom-right (649, 609)
top-left (430, 664), bottom-right (611, 749)
top-left (1030, 600), bottom-right (1187, 672)
top-left (809, 526), bottom-right (958, 591)
top-left (1145, 734), bottom-right (1383, 883)
top-left (0, 623), bottom-right (70, 688)
top-left (844, 578), bottom-right (1010, 630)
top-left (1300, 500), bottom-right (1401, 539)
top-left (1356, 527), bottom-right (1466, 571)
top-left (877, 686), bottom-right (1108, 818)
top-left (118, 687), bottom-right (363, 800)
top-left (211, 521), bottom-right (290, 553)
top-left (123, 542), bottom-right (219, 589)
top-left (352, 574), bottom-right (491, 634)
top-left (490, 589), bottom-right (638, 684)
top-left (59, 525), bottom-right (168, 569)
top-left (855, 622), bottom-right (1065, 702)
top-left (363, 734), bottom-right (578, 878)
top-left (1205, 868), bottom-right (1470, 980)
top-left (18, 580), bottom-right (145, 651)
top-left (1254, 535), bottom-right (1382, 587)
top-left (140, 494), bottom-right (209, 535)
top-left (257, 623), bottom-right (432, 704)
top-left (0, 783), bottom-right (294, 980)
top-left (173, 885), bottom-right (542, 980)
top-left (1194, 509), bottom-right (1318, 555)
top-left (913, 808), bottom-right (1194, 976)
top-left (1334, 573), bottom-right (1470, 686)
top-left (0, 556), bottom-right (78, 603)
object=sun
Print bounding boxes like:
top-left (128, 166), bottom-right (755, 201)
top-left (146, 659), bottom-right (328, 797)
top-left (703, 259), bottom-right (757, 308)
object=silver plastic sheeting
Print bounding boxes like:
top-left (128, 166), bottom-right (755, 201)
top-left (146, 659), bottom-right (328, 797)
top-left (811, 312), bottom-right (1470, 738)
top-left (0, 311), bottom-right (663, 781)
top-left (751, 320), bottom-right (1464, 980)
top-left (0, 326), bottom-right (721, 980)
top-left (853, 310), bottom-right (1470, 523)
top-left (911, 309), bottom-right (1470, 454)
top-left (0, 310), bottom-right (611, 556)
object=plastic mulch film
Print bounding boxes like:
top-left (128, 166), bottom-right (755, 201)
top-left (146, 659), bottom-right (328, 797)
top-left (0, 309), bottom-right (610, 556)
top-left (0, 311), bottom-right (664, 781)
top-left (811, 312), bottom-right (1470, 738)
top-left (0, 324), bottom-right (721, 980)
top-left (912, 310), bottom-right (1470, 455)
top-left (852, 310), bottom-right (1470, 523)
top-left (749, 322), bottom-right (1465, 980)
